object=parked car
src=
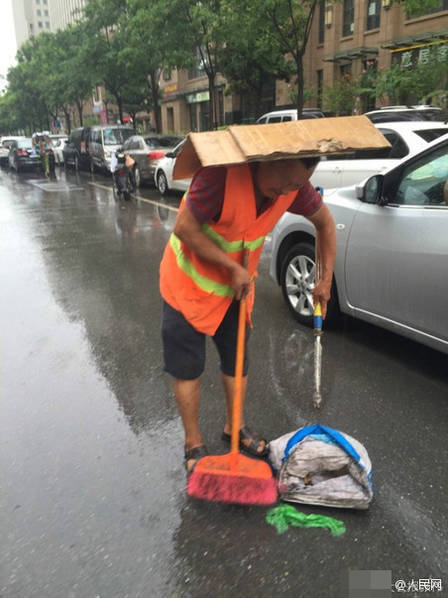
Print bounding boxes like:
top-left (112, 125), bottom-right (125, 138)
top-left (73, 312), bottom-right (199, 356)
top-left (0, 136), bottom-right (25, 166)
top-left (256, 108), bottom-right (325, 124)
top-left (51, 136), bottom-right (68, 165)
top-left (365, 106), bottom-right (444, 124)
top-left (154, 139), bottom-right (192, 194)
top-left (122, 134), bottom-right (182, 187)
top-left (310, 120), bottom-right (448, 189)
top-left (8, 138), bottom-right (41, 172)
top-left (89, 125), bottom-right (134, 172)
top-left (269, 132), bottom-right (448, 355)
top-left (63, 127), bottom-right (91, 170)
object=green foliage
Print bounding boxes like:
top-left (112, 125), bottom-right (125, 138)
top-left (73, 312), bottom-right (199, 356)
top-left (1, 0), bottom-right (446, 133)
top-left (323, 74), bottom-right (357, 115)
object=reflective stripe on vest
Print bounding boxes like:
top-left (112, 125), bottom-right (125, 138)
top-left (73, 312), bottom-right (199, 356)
top-left (169, 233), bottom-right (234, 297)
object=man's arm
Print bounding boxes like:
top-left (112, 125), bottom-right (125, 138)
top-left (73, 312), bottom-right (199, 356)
top-left (173, 204), bottom-right (251, 299)
top-left (305, 203), bottom-right (337, 318)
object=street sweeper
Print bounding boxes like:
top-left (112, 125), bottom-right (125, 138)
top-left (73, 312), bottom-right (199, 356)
top-left (159, 158), bottom-right (336, 472)
top-left (158, 118), bottom-right (389, 504)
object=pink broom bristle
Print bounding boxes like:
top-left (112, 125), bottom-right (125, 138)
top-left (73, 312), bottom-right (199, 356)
top-left (187, 470), bottom-right (278, 505)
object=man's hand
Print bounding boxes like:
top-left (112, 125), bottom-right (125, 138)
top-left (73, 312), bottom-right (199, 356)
top-left (230, 263), bottom-right (251, 300)
top-left (306, 203), bottom-right (337, 320)
top-left (313, 279), bottom-right (332, 319)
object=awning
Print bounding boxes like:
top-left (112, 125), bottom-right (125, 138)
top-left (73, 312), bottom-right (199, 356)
top-left (382, 28), bottom-right (448, 49)
top-left (323, 46), bottom-right (379, 63)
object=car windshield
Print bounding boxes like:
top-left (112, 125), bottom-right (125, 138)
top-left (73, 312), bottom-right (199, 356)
top-left (103, 128), bottom-right (134, 145)
top-left (18, 139), bottom-right (33, 149)
top-left (145, 136), bottom-right (182, 148)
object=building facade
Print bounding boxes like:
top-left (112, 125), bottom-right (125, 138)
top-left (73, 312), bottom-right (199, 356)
top-left (50, 0), bottom-right (87, 30)
top-left (12, 0), bottom-right (53, 48)
top-left (158, 0), bottom-right (448, 133)
top-left (276, 0), bottom-right (448, 111)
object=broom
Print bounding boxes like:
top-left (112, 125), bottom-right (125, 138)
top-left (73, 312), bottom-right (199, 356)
top-left (187, 251), bottom-right (278, 506)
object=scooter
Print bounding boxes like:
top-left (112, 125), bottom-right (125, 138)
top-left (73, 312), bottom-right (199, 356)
top-left (112, 149), bottom-right (133, 201)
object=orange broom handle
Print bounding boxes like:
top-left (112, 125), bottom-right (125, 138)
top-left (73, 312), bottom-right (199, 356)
top-left (231, 249), bottom-right (249, 456)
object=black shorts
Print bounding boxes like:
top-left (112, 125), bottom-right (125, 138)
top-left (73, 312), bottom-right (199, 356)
top-left (162, 300), bottom-right (250, 380)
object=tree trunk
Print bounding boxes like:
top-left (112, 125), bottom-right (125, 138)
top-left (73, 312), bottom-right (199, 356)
top-left (148, 71), bottom-right (161, 133)
top-left (76, 101), bottom-right (84, 126)
top-left (295, 56), bottom-right (305, 118)
top-left (63, 108), bottom-right (71, 134)
top-left (208, 74), bottom-right (216, 130)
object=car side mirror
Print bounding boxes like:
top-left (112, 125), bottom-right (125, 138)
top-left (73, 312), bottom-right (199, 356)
top-left (358, 174), bottom-right (385, 205)
top-left (165, 151), bottom-right (175, 158)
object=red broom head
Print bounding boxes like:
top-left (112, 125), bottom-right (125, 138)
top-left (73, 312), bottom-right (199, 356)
top-left (187, 454), bottom-right (278, 506)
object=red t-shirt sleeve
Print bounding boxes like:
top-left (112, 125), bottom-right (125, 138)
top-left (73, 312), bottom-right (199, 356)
top-left (185, 166), bottom-right (227, 223)
top-left (287, 182), bottom-right (322, 217)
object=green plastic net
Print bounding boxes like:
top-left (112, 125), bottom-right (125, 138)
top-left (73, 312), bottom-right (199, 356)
top-left (266, 504), bottom-right (346, 536)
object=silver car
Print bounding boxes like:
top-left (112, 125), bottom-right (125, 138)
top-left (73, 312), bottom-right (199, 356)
top-left (269, 133), bottom-right (448, 354)
top-left (89, 126), bottom-right (134, 172)
top-left (122, 134), bottom-right (182, 187)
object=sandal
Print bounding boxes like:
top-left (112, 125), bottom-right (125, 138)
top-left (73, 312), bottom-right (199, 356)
top-left (184, 444), bottom-right (208, 475)
top-left (221, 425), bottom-right (268, 458)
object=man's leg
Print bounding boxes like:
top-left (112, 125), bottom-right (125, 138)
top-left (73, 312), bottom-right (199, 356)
top-left (221, 374), bottom-right (266, 455)
top-left (162, 301), bottom-right (207, 471)
top-left (174, 377), bottom-right (203, 451)
top-left (213, 301), bottom-right (267, 455)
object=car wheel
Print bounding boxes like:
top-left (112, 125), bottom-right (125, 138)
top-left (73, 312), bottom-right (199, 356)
top-left (133, 165), bottom-right (141, 189)
top-left (280, 241), bottom-right (338, 327)
top-left (157, 170), bottom-right (168, 195)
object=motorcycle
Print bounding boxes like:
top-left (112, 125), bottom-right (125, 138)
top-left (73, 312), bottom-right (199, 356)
top-left (111, 149), bottom-right (134, 201)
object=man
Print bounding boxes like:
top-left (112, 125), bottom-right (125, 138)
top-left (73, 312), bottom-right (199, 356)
top-left (160, 158), bottom-right (336, 474)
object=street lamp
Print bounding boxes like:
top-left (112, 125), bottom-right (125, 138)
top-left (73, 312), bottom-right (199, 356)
top-left (381, 0), bottom-right (391, 9)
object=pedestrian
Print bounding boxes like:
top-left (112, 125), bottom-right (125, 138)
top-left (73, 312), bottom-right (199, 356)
top-left (159, 158), bottom-right (337, 474)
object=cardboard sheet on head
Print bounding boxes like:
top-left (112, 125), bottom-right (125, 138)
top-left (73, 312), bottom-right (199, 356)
top-left (173, 115), bottom-right (391, 180)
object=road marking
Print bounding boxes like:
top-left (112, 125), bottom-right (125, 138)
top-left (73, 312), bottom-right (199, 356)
top-left (88, 180), bottom-right (271, 241)
top-left (89, 181), bottom-right (179, 212)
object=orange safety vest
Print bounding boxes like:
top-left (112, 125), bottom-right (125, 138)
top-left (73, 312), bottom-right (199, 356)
top-left (159, 163), bottom-right (298, 335)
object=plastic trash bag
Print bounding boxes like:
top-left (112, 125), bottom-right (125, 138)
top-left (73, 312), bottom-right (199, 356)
top-left (269, 424), bottom-right (373, 510)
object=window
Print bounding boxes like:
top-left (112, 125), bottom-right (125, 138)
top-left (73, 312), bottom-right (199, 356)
top-left (188, 49), bottom-right (206, 80)
top-left (45, 22), bottom-right (50, 29)
top-left (38, 21), bottom-right (43, 28)
top-left (342, 0), bottom-right (354, 37)
top-left (318, 1), bottom-right (325, 44)
top-left (395, 146), bottom-right (448, 206)
top-left (44, 9), bottom-right (49, 16)
top-left (35, 0), bottom-right (40, 4)
top-left (366, 0), bottom-right (380, 30)
top-left (414, 128), bottom-right (448, 143)
top-left (36, 9), bottom-right (41, 15)
top-left (340, 63), bottom-right (352, 77)
top-left (167, 107), bottom-right (174, 131)
top-left (43, 0), bottom-right (47, 4)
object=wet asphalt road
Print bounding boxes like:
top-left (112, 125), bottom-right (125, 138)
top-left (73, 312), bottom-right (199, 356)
top-left (1, 166), bottom-right (447, 598)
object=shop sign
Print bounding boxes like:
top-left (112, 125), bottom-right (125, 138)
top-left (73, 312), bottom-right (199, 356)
top-left (392, 39), bottom-right (448, 69)
top-left (163, 84), bottom-right (178, 94)
top-left (185, 91), bottom-right (210, 104)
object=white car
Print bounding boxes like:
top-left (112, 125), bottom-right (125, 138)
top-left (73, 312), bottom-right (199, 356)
top-left (153, 121), bottom-right (448, 195)
top-left (0, 136), bottom-right (25, 166)
top-left (154, 139), bottom-right (191, 194)
top-left (51, 136), bottom-right (68, 165)
top-left (269, 132), bottom-right (448, 355)
top-left (311, 121), bottom-right (448, 190)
